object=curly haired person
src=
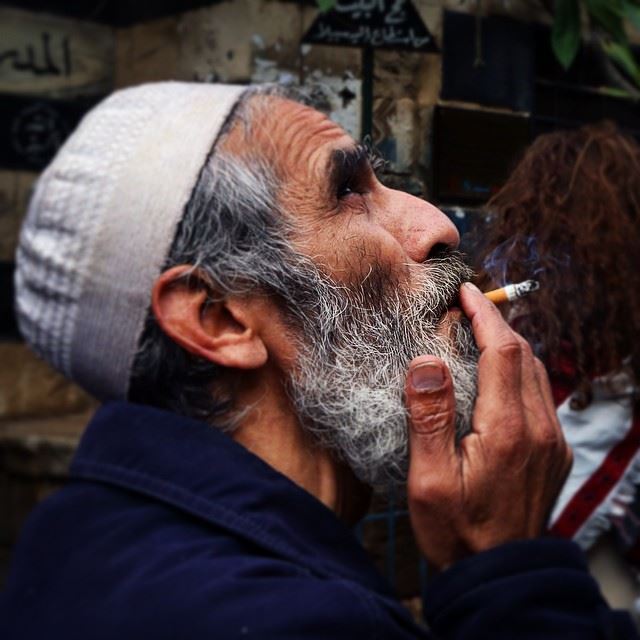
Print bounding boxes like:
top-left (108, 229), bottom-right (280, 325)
top-left (478, 121), bottom-right (640, 612)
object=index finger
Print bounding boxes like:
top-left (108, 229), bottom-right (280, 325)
top-left (459, 282), bottom-right (526, 441)
top-left (459, 282), bottom-right (518, 352)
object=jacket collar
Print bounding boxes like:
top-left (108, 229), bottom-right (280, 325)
top-left (71, 402), bottom-right (392, 597)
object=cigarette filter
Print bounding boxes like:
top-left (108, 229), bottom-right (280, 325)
top-left (484, 279), bottom-right (540, 304)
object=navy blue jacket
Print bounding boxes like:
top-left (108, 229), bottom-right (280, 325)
top-left (1, 402), bottom-right (636, 639)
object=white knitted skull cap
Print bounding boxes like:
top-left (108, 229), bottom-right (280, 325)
top-left (15, 81), bottom-right (247, 401)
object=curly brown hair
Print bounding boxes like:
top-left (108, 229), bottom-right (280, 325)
top-left (476, 121), bottom-right (640, 404)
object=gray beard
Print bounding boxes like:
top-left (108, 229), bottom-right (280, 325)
top-left (281, 250), bottom-right (479, 489)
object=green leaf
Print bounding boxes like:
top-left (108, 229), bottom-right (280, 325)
top-left (552, 0), bottom-right (581, 70)
top-left (316, 0), bottom-right (335, 12)
top-left (623, 0), bottom-right (640, 31)
top-left (598, 85), bottom-right (635, 99)
top-left (602, 39), bottom-right (640, 83)
top-left (598, 87), bottom-right (634, 100)
top-left (585, 0), bottom-right (627, 43)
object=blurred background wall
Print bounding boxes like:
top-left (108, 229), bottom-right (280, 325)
top-left (1, 0), bottom-right (639, 608)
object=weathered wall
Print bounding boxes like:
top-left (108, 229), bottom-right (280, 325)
top-left (0, 6), bottom-right (110, 426)
top-left (114, 1), bottom-right (366, 140)
top-left (0, 170), bottom-right (36, 262)
top-left (0, 6), bottom-right (109, 570)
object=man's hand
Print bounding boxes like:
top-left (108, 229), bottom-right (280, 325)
top-left (406, 282), bottom-right (573, 571)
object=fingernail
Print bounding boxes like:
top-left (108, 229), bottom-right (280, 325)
top-left (411, 362), bottom-right (444, 392)
top-left (464, 282), bottom-right (480, 293)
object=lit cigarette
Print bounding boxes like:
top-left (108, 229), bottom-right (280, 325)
top-left (484, 279), bottom-right (540, 304)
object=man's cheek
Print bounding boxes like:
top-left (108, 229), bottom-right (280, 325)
top-left (324, 218), bottom-right (405, 284)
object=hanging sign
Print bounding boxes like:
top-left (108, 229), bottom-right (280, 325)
top-left (303, 0), bottom-right (439, 52)
top-left (0, 7), bottom-right (114, 97)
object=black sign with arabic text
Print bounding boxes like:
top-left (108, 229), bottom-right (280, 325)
top-left (303, 0), bottom-right (439, 52)
top-left (0, 93), bottom-right (100, 170)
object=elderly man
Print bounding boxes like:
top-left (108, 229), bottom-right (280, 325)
top-left (0, 83), bottom-right (635, 639)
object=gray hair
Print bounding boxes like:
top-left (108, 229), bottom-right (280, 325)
top-left (128, 88), bottom-right (307, 427)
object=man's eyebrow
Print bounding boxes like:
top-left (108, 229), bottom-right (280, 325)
top-left (326, 144), bottom-right (370, 191)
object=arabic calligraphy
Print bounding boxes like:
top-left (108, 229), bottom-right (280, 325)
top-left (0, 32), bottom-right (71, 77)
top-left (304, 0), bottom-right (437, 52)
top-left (334, 0), bottom-right (406, 25)
top-left (314, 23), bottom-right (431, 49)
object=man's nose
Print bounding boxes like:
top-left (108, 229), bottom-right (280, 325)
top-left (383, 189), bottom-right (460, 263)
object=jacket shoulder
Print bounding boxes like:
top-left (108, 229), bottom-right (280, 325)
top-left (2, 481), bottom-right (425, 639)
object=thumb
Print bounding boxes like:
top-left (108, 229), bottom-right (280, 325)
top-left (406, 356), bottom-right (458, 492)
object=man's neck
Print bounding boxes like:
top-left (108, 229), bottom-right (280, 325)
top-left (230, 367), bottom-right (370, 523)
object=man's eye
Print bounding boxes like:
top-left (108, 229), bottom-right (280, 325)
top-left (338, 177), bottom-right (368, 199)
top-left (338, 183), bottom-right (355, 198)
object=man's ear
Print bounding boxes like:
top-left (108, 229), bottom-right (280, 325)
top-left (151, 265), bottom-right (268, 369)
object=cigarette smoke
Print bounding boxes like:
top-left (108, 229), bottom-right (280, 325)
top-left (482, 234), bottom-right (569, 288)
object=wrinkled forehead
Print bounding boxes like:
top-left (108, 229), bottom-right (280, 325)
top-left (219, 95), bottom-right (354, 184)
